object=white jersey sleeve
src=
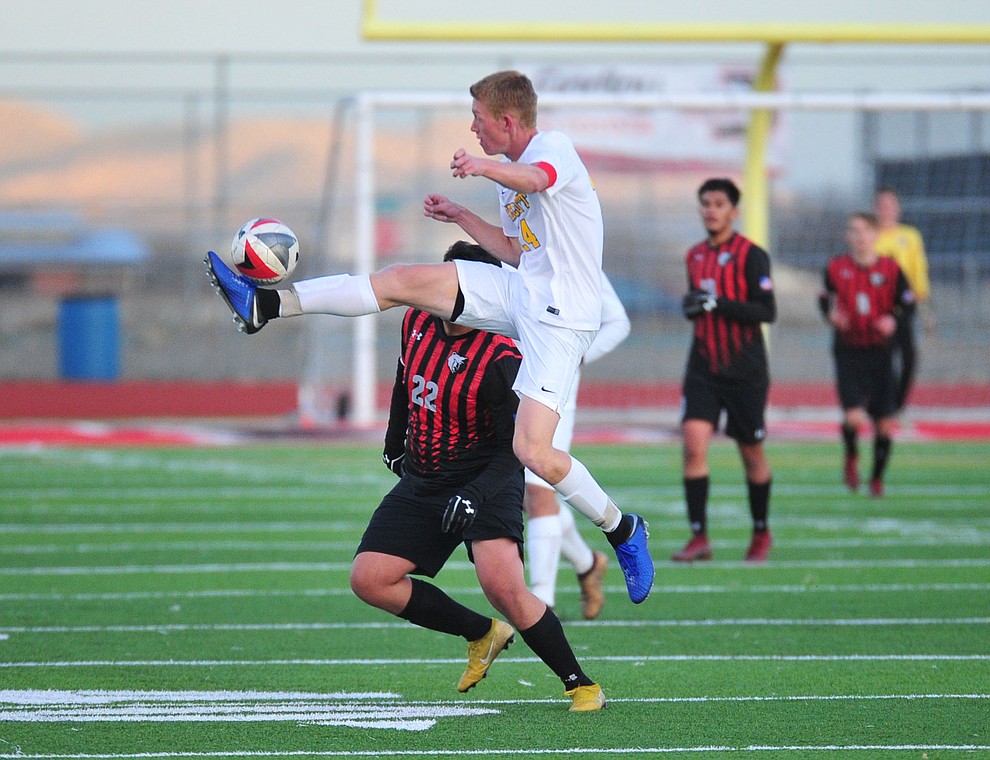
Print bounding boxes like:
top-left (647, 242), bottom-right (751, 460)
top-left (497, 131), bottom-right (604, 331)
top-left (583, 273), bottom-right (630, 365)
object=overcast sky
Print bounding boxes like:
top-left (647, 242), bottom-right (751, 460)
top-left (4, 1), bottom-right (363, 54)
top-left (6, 0), bottom-right (990, 55)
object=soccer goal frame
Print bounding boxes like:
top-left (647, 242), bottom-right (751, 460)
top-left (303, 88), bottom-right (990, 427)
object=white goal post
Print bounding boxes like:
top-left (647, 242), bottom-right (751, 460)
top-left (300, 88), bottom-right (990, 427)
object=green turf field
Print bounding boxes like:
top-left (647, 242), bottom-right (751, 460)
top-left (1, 440), bottom-right (988, 759)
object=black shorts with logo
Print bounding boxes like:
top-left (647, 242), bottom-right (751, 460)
top-left (355, 469), bottom-right (525, 578)
top-left (682, 368), bottom-right (769, 444)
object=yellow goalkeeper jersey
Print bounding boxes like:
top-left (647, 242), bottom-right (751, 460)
top-left (875, 223), bottom-right (930, 303)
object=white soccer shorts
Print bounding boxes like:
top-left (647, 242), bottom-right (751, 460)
top-left (452, 259), bottom-right (594, 413)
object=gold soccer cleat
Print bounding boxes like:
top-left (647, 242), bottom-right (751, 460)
top-left (565, 682), bottom-right (606, 712)
top-left (457, 619), bottom-right (514, 693)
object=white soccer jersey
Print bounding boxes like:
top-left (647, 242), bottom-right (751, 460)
top-left (496, 130), bottom-right (604, 331)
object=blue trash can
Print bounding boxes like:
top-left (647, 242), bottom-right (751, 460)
top-left (58, 296), bottom-right (120, 380)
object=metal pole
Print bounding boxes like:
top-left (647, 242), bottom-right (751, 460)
top-left (213, 55), bottom-right (230, 246)
top-left (352, 93), bottom-right (377, 426)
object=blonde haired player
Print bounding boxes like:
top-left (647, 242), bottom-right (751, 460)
top-left (205, 69), bottom-right (655, 611)
top-left (525, 273), bottom-right (629, 618)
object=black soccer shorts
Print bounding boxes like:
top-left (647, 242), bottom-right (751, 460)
top-left (681, 369), bottom-right (769, 445)
top-left (833, 344), bottom-right (897, 420)
top-left (355, 471), bottom-right (525, 578)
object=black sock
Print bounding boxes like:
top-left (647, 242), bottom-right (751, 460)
top-left (747, 478), bottom-right (771, 532)
top-left (872, 435), bottom-right (892, 481)
top-left (256, 288), bottom-right (281, 320)
top-left (842, 424), bottom-right (858, 458)
top-left (684, 476), bottom-right (710, 535)
top-left (397, 578), bottom-right (491, 641)
top-left (518, 607), bottom-right (594, 690)
top-left (605, 513), bottom-right (634, 548)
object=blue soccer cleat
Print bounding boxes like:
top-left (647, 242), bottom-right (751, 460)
top-left (204, 251), bottom-right (266, 334)
top-left (614, 514), bottom-right (654, 604)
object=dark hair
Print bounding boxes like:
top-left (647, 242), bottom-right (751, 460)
top-left (698, 177), bottom-right (741, 207)
top-left (875, 186), bottom-right (900, 198)
top-left (443, 240), bottom-right (502, 267)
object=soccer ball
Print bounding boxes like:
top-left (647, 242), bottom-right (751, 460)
top-left (230, 218), bottom-right (299, 284)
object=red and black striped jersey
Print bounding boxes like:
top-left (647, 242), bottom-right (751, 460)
top-left (384, 309), bottom-right (522, 493)
top-left (685, 232), bottom-right (776, 379)
top-left (821, 254), bottom-right (914, 349)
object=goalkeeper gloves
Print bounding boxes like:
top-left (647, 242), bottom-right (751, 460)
top-left (442, 494), bottom-right (477, 533)
top-left (682, 289), bottom-right (718, 319)
top-left (382, 451), bottom-right (405, 477)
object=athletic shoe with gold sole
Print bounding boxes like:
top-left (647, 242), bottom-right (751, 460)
top-left (566, 682), bottom-right (606, 712)
top-left (457, 619), bottom-right (514, 693)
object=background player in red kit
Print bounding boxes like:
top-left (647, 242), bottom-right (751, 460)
top-left (350, 241), bottom-right (605, 712)
top-left (673, 178), bottom-right (777, 564)
top-left (819, 212), bottom-right (915, 497)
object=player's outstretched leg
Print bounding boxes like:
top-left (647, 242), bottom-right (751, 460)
top-left (204, 251), bottom-right (267, 334)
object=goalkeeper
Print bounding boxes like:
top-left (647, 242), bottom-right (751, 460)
top-left (673, 178), bottom-right (777, 564)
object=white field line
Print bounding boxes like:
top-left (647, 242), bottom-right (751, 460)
top-left (0, 540), bottom-right (355, 556)
top-left (0, 521), bottom-right (360, 535)
top-left (3, 513), bottom-right (989, 537)
top-left (4, 558), bottom-right (990, 577)
top-left (0, 691), bottom-right (986, 737)
top-left (0, 689), bottom-right (493, 732)
top-left (2, 617), bottom-right (989, 636)
top-left (3, 654), bottom-right (989, 669)
top-left (1, 742), bottom-right (989, 758)
top-left (3, 581), bottom-right (988, 603)
top-left (0, 562), bottom-right (354, 575)
top-left (1, 690), bottom-right (986, 705)
top-left (3, 502), bottom-right (988, 528)
top-left (0, 450), bottom-right (385, 487)
top-left (4, 534), bottom-right (990, 557)
top-left (4, 480), bottom-right (989, 499)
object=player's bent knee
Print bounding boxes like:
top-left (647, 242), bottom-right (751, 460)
top-left (349, 556), bottom-right (389, 606)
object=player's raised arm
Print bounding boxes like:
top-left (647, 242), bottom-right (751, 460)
top-left (423, 193), bottom-right (522, 267)
top-left (450, 148), bottom-right (551, 195)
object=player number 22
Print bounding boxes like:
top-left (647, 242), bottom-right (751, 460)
top-left (411, 374), bottom-right (438, 411)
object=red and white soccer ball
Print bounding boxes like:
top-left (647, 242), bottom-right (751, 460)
top-left (230, 218), bottom-right (300, 285)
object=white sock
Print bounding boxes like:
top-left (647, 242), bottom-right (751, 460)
top-left (526, 515), bottom-right (562, 608)
top-left (554, 456), bottom-right (622, 532)
top-left (292, 274), bottom-right (381, 317)
top-left (558, 504), bottom-right (594, 575)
